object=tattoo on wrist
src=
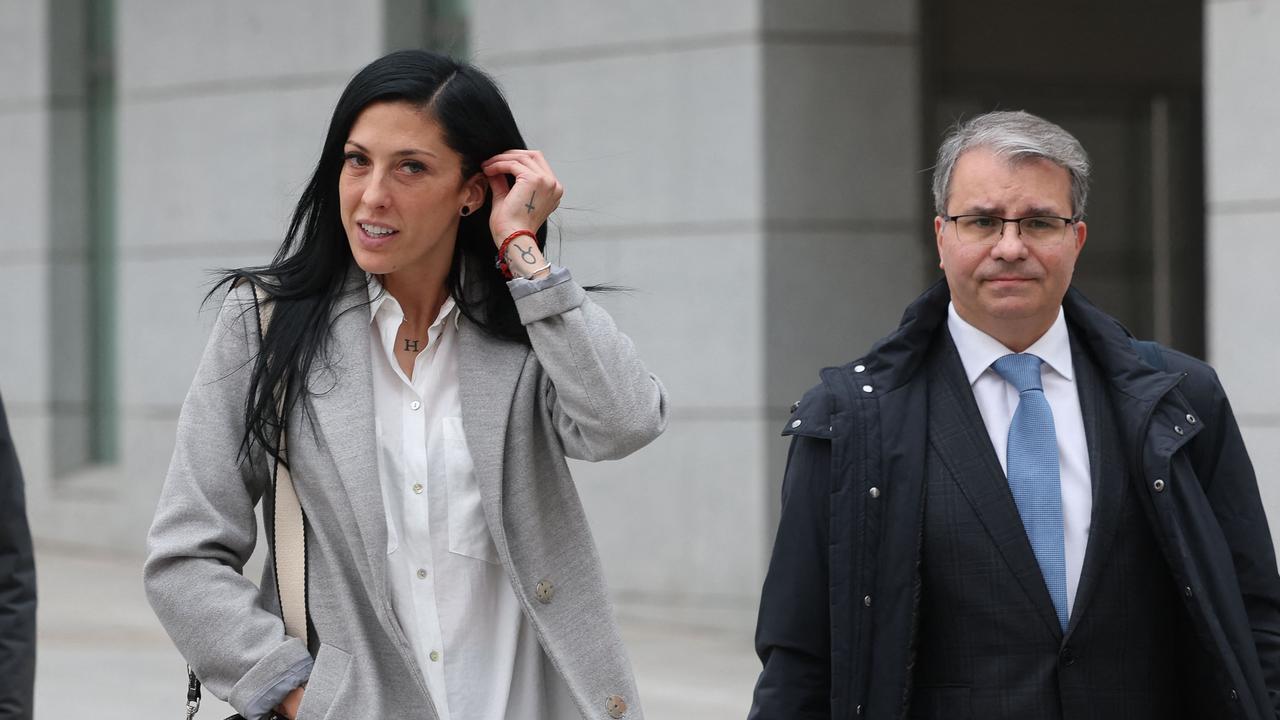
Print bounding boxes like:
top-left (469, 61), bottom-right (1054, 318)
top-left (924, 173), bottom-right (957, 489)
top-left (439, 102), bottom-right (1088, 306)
top-left (524, 193), bottom-right (536, 214)
top-left (514, 243), bottom-right (537, 264)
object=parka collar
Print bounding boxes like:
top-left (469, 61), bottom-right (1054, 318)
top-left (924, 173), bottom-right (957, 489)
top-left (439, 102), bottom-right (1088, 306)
top-left (858, 278), bottom-right (1182, 404)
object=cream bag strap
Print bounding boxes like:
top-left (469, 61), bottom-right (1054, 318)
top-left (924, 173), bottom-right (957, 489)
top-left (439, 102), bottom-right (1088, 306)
top-left (253, 285), bottom-right (309, 646)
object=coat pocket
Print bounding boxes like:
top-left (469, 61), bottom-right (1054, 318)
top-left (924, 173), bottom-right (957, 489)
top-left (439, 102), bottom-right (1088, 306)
top-left (293, 643), bottom-right (353, 720)
top-left (442, 417), bottom-right (499, 564)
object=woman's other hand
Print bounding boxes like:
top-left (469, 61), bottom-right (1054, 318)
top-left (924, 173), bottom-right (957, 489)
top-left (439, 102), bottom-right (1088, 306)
top-left (274, 684), bottom-right (305, 719)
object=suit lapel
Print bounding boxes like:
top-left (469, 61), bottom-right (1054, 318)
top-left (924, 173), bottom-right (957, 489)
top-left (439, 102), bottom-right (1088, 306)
top-left (1062, 333), bottom-right (1126, 639)
top-left (455, 317), bottom-right (530, 555)
top-left (302, 271), bottom-right (386, 601)
top-left (926, 331), bottom-right (1064, 641)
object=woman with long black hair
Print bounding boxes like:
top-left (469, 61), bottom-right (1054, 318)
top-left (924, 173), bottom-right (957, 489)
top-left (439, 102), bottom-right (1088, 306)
top-left (144, 50), bottom-right (667, 720)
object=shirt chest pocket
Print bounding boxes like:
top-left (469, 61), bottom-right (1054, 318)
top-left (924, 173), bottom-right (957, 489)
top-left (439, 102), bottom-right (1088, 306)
top-left (441, 417), bottom-right (500, 564)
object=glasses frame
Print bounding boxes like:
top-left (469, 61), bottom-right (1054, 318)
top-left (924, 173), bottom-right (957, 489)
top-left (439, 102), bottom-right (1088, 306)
top-left (943, 213), bottom-right (1078, 245)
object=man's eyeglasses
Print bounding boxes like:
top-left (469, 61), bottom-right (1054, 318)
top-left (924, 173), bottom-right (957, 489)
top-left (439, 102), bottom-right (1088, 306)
top-left (943, 214), bottom-right (1077, 245)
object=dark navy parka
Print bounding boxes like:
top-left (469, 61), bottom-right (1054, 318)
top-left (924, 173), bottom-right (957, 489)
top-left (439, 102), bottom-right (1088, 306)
top-left (749, 281), bottom-right (1280, 720)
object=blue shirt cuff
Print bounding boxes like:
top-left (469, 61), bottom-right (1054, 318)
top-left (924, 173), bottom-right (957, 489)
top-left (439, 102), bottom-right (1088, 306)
top-left (506, 265), bottom-right (571, 300)
top-left (242, 655), bottom-right (313, 720)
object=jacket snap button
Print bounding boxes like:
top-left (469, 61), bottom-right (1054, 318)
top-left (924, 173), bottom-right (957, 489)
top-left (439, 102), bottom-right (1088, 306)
top-left (1174, 425), bottom-right (1184, 435)
top-left (854, 364), bottom-right (866, 373)
top-left (1186, 413), bottom-right (1197, 424)
top-left (863, 595), bottom-right (872, 607)
top-left (1184, 586), bottom-right (1193, 598)
top-left (1153, 479), bottom-right (1166, 492)
top-left (535, 580), bottom-right (554, 604)
top-left (790, 400), bottom-right (800, 413)
top-left (861, 385), bottom-right (873, 393)
top-left (1230, 688), bottom-right (1239, 701)
top-left (869, 487), bottom-right (880, 499)
top-left (606, 694), bottom-right (628, 718)
top-left (791, 419), bottom-right (802, 428)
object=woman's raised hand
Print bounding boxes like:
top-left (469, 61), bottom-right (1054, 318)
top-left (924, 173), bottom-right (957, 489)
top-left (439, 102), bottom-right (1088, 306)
top-left (481, 149), bottom-right (564, 247)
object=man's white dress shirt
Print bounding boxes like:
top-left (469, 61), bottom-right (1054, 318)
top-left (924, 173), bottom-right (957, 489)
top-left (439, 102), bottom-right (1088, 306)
top-left (368, 277), bottom-right (546, 720)
top-left (946, 303), bottom-right (1092, 617)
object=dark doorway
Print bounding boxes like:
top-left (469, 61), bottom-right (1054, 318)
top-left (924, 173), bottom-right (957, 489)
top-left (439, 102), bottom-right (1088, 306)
top-left (922, 0), bottom-right (1205, 357)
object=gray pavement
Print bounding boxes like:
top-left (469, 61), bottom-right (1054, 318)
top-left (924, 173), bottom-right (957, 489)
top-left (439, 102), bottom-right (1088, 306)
top-left (32, 544), bottom-right (759, 719)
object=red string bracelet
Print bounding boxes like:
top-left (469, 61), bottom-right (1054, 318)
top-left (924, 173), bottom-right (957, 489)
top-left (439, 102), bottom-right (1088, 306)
top-left (496, 229), bottom-right (537, 280)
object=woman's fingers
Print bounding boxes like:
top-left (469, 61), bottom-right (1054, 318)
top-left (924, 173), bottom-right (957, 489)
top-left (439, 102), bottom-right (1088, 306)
top-left (483, 149), bottom-right (563, 245)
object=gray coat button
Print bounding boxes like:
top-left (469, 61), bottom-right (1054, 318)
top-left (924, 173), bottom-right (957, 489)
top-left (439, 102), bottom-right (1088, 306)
top-left (606, 694), bottom-right (628, 718)
top-left (535, 580), bottom-right (554, 604)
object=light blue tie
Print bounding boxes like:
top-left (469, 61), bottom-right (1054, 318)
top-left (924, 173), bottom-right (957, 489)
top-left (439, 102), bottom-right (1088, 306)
top-left (991, 353), bottom-right (1068, 631)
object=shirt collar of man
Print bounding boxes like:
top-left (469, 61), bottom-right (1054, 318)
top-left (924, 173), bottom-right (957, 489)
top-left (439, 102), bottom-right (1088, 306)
top-left (365, 272), bottom-right (460, 331)
top-left (946, 301), bottom-right (1075, 387)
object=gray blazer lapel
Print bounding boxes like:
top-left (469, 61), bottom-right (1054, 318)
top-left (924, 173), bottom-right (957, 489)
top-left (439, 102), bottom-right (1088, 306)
top-left (301, 272), bottom-right (386, 600)
top-left (456, 317), bottom-right (530, 556)
top-left (926, 332), bottom-right (1065, 641)
top-left (1063, 332), bottom-right (1126, 639)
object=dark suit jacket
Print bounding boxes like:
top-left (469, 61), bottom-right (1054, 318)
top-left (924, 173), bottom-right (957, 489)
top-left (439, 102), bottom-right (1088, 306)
top-left (0, 393), bottom-right (36, 720)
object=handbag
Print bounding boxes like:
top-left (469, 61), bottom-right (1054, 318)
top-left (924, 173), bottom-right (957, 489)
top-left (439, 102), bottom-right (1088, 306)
top-left (184, 284), bottom-right (309, 720)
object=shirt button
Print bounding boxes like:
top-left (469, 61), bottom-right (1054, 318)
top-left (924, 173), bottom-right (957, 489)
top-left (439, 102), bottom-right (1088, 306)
top-left (429, 650), bottom-right (440, 662)
top-left (410, 400), bottom-right (422, 411)
top-left (605, 695), bottom-right (628, 718)
top-left (412, 483), bottom-right (424, 494)
top-left (417, 569), bottom-right (428, 580)
top-left (535, 580), bottom-right (555, 604)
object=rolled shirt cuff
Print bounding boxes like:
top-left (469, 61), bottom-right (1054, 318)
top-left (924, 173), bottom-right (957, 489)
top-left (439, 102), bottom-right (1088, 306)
top-left (506, 264), bottom-right (572, 300)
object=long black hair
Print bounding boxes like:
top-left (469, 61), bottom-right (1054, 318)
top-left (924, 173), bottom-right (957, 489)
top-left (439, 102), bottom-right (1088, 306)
top-left (212, 50), bottom-right (543, 460)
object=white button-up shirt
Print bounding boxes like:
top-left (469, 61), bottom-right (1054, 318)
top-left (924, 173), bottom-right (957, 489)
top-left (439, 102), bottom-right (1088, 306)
top-left (947, 303), bottom-right (1092, 617)
top-left (367, 277), bottom-right (545, 720)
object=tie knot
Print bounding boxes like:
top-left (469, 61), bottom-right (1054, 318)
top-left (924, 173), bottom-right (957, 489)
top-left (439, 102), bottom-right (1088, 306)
top-left (992, 353), bottom-right (1045, 393)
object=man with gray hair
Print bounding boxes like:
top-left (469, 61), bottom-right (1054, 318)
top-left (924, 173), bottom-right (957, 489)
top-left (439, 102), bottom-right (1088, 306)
top-left (749, 110), bottom-right (1280, 719)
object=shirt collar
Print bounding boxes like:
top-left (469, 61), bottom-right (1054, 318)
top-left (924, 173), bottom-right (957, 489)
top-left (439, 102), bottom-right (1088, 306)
top-left (366, 273), bottom-right (459, 330)
top-left (947, 302), bottom-right (1075, 386)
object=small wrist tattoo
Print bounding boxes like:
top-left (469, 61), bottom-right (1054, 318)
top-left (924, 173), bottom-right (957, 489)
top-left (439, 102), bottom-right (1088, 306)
top-left (514, 243), bottom-right (537, 264)
top-left (524, 192), bottom-right (536, 214)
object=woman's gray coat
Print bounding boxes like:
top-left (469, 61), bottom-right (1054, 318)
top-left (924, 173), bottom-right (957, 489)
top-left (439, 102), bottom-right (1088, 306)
top-left (144, 268), bottom-right (667, 719)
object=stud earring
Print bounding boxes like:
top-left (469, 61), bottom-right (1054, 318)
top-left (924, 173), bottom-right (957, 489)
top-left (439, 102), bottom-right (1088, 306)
top-left (460, 206), bottom-right (472, 217)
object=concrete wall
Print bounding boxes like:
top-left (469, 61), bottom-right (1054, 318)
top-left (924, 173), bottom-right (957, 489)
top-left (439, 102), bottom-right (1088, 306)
top-left (469, 0), bottom-right (924, 625)
top-left (0, 1), bottom-right (53, 518)
top-left (1206, 0), bottom-right (1280, 544)
top-left (9, 1), bottom-right (388, 551)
